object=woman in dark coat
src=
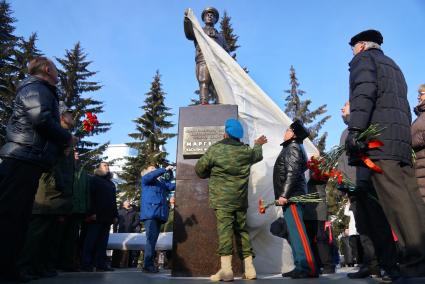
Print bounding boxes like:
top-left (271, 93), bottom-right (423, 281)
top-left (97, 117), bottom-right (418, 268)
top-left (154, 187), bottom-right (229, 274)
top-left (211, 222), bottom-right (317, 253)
top-left (411, 84), bottom-right (425, 203)
top-left (140, 165), bottom-right (175, 273)
top-left (273, 120), bottom-right (318, 279)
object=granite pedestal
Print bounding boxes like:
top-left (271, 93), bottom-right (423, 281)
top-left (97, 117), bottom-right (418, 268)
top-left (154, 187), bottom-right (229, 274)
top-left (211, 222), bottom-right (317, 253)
top-left (172, 105), bottom-right (243, 277)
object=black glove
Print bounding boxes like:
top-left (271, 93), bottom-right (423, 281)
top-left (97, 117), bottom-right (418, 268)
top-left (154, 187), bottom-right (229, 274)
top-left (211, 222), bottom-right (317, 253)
top-left (345, 130), bottom-right (368, 166)
top-left (345, 130), bottom-right (367, 154)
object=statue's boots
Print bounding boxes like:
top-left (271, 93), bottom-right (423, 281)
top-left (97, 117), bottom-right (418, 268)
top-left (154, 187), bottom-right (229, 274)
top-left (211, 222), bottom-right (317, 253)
top-left (243, 256), bottom-right (257, 280)
top-left (210, 255), bottom-right (234, 282)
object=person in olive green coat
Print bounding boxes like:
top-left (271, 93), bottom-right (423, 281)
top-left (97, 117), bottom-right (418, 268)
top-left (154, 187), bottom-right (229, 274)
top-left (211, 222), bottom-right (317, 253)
top-left (18, 109), bottom-right (75, 278)
top-left (195, 118), bottom-right (267, 281)
top-left (58, 149), bottom-right (91, 271)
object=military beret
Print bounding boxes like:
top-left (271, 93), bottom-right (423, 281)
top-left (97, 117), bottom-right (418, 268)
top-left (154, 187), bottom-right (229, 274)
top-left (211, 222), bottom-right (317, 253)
top-left (349, 29), bottom-right (383, 46)
top-left (225, 118), bottom-right (243, 139)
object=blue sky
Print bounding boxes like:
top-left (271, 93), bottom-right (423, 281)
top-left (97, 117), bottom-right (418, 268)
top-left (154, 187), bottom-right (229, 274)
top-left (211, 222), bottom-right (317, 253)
top-left (9, 0), bottom-right (425, 162)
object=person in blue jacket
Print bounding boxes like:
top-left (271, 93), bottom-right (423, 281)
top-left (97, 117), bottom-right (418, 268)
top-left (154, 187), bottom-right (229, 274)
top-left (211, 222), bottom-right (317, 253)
top-left (140, 164), bottom-right (175, 273)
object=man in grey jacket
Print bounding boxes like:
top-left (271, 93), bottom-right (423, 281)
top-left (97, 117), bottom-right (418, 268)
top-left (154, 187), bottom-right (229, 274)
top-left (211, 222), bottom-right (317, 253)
top-left (0, 57), bottom-right (78, 281)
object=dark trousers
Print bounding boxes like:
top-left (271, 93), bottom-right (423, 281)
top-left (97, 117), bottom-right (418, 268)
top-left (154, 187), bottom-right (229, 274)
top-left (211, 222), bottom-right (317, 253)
top-left (351, 190), bottom-right (397, 272)
top-left (371, 160), bottom-right (425, 277)
top-left (341, 236), bottom-right (353, 265)
top-left (359, 234), bottom-right (379, 270)
top-left (63, 214), bottom-right (84, 270)
top-left (0, 158), bottom-right (43, 277)
top-left (304, 220), bottom-right (334, 270)
top-left (82, 223), bottom-right (111, 269)
top-left (143, 219), bottom-right (161, 269)
top-left (56, 215), bottom-right (78, 270)
top-left (18, 215), bottom-right (57, 273)
top-left (284, 204), bottom-right (317, 276)
top-left (348, 235), bottom-right (362, 264)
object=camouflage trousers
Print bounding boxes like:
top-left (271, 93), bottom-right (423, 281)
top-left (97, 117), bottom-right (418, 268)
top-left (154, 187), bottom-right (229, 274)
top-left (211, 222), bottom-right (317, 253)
top-left (215, 209), bottom-right (254, 258)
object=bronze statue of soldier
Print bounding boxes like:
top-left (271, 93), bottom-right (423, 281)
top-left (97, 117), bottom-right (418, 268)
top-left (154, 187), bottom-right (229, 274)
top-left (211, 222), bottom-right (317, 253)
top-left (184, 7), bottom-right (229, 105)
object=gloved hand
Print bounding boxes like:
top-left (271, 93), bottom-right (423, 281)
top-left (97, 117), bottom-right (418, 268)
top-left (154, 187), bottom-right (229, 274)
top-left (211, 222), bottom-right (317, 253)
top-left (345, 130), bottom-right (368, 166)
top-left (345, 130), bottom-right (367, 154)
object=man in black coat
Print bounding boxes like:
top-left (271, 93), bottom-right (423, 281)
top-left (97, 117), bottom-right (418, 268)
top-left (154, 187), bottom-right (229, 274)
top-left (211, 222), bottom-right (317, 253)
top-left (0, 57), bottom-right (78, 281)
top-left (340, 101), bottom-right (398, 280)
top-left (112, 201), bottom-right (140, 268)
top-left (116, 201), bottom-right (139, 233)
top-left (81, 162), bottom-right (118, 272)
top-left (346, 29), bottom-right (425, 278)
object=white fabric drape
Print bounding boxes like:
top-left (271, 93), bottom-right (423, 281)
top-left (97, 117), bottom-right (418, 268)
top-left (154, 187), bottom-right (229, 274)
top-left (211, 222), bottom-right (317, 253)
top-left (186, 9), bottom-right (319, 273)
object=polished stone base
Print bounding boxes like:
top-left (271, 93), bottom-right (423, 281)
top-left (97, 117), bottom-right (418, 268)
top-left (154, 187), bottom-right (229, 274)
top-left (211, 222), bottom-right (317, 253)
top-left (172, 105), bottom-right (241, 277)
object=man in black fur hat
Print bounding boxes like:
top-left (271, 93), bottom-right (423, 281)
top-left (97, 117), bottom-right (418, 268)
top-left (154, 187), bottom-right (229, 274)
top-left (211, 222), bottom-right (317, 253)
top-left (346, 29), bottom-right (425, 279)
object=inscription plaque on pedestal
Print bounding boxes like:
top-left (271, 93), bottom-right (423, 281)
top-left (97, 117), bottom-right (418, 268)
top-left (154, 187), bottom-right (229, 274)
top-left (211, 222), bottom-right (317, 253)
top-left (182, 126), bottom-right (225, 158)
top-left (172, 105), bottom-right (242, 277)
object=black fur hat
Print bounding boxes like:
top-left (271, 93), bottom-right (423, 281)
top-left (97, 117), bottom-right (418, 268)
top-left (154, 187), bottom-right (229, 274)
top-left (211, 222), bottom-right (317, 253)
top-left (349, 29), bottom-right (383, 46)
top-left (290, 120), bottom-right (309, 141)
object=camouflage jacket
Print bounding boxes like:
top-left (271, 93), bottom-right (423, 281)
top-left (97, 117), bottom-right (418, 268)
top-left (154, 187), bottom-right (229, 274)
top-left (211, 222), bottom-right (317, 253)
top-left (195, 138), bottom-right (263, 210)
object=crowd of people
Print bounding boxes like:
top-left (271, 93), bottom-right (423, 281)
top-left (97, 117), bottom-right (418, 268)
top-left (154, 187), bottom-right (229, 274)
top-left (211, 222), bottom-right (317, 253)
top-left (1, 28), bottom-right (425, 284)
top-left (0, 57), bottom-right (175, 283)
top-left (194, 29), bottom-right (425, 282)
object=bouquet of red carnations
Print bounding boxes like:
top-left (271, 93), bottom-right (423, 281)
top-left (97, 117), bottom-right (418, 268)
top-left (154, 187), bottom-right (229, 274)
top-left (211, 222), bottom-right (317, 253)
top-left (258, 192), bottom-right (322, 214)
top-left (306, 155), bottom-right (354, 187)
top-left (80, 112), bottom-right (99, 134)
top-left (316, 124), bottom-right (385, 175)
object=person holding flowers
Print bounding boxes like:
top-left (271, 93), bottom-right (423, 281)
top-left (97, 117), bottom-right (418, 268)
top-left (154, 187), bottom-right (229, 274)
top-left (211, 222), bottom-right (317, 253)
top-left (346, 29), bottom-right (425, 278)
top-left (273, 120), bottom-right (318, 279)
top-left (339, 101), bottom-right (398, 280)
top-left (411, 84), bottom-right (425, 204)
top-left (195, 118), bottom-right (267, 281)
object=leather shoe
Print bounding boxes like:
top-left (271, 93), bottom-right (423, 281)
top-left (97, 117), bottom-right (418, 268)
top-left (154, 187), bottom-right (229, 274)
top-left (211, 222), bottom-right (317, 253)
top-left (96, 267), bottom-right (114, 272)
top-left (81, 267), bottom-right (94, 272)
top-left (382, 268), bottom-right (401, 282)
top-left (322, 266), bottom-right (336, 274)
top-left (142, 266), bottom-right (159, 273)
top-left (282, 269), bottom-right (310, 279)
top-left (348, 266), bottom-right (373, 279)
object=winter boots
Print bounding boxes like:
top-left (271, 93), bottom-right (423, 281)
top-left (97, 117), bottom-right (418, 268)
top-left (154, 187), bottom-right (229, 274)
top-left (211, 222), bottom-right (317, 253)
top-left (210, 255), bottom-right (257, 281)
top-left (243, 255), bottom-right (257, 280)
top-left (210, 255), bottom-right (234, 281)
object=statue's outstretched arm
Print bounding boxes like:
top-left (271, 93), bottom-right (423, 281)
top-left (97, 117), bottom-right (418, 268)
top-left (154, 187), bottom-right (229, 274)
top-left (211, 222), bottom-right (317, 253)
top-left (184, 10), bottom-right (195, 40)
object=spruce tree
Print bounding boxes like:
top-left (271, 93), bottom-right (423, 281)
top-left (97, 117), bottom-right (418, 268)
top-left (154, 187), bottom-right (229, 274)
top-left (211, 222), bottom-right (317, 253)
top-left (56, 42), bottom-right (111, 169)
top-left (284, 65), bottom-right (330, 154)
top-left (220, 11), bottom-right (240, 60)
top-left (118, 71), bottom-right (176, 202)
top-left (14, 33), bottom-right (42, 80)
top-left (0, 0), bottom-right (18, 146)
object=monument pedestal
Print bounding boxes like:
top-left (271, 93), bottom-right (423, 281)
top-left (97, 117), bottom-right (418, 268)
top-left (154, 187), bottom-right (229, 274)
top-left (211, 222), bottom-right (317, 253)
top-left (172, 105), bottom-right (243, 277)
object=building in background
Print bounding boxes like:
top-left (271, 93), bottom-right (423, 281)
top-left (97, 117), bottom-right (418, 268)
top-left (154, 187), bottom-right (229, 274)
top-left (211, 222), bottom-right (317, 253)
top-left (103, 144), bottom-right (136, 184)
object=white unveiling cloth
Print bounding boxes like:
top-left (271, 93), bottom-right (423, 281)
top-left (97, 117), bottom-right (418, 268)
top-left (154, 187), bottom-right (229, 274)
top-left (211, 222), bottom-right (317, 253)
top-left (107, 232), bottom-right (173, 250)
top-left (344, 203), bottom-right (358, 236)
top-left (186, 9), bottom-right (320, 274)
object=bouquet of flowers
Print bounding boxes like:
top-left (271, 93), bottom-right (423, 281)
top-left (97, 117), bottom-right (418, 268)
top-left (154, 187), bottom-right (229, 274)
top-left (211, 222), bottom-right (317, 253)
top-left (81, 112), bottom-right (99, 134)
top-left (317, 124), bottom-right (385, 174)
top-left (258, 192), bottom-right (322, 214)
top-left (307, 155), bottom-right (354, 188)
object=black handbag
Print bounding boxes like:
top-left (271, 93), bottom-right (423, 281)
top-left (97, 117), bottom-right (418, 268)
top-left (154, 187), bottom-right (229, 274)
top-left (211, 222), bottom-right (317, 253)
top-left (270, 217), bottom-right (289, 240)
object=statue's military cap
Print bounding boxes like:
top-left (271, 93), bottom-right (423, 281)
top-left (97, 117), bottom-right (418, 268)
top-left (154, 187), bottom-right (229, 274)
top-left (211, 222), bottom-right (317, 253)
top-left (201, 7), bottom-right (219, 23)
